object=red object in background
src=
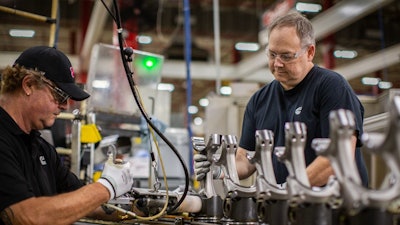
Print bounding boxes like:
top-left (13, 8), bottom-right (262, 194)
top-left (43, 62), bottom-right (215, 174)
top-left (322, 0), bottom-right (335, 69)
top-left (113, 0), bottom-right (139, 49)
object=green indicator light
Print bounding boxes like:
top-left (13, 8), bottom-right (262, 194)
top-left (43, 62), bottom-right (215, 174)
top-left (144, 57), bottom-right (156, 69)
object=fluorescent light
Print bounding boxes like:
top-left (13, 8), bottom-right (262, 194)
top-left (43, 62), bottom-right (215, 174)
top-left (296, 2), bottom-right (322, 13)
top-left (137, 35), bottom-right (152, 44)
top-left (378, 81), bottom-right (392, 89)
top-left (220, 86), bottom-right (232, 95)
top-left (199, 98), bottom-right (209, 107)
top-left (188, 105), bottom-right (198, 114)
top-left (157, 83), bottom-right (175, 92)
top-left (334, 50), bottom-right (358, 59)
top-left (193, 117), bottom-right (203, 125)
top-left (235, 42), bottom-right (260, 52)
top-left (361, 77), bottom-right (381, 86)
top-left (92, 80), bottom-right (110, 89)
top-left (9, 29), bottom-right (35, 38)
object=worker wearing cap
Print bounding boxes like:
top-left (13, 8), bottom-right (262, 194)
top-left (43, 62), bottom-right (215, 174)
top-left (0, 46), bottom-right (134, 224)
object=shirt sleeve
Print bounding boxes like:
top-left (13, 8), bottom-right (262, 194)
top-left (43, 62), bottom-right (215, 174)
top-left (239, 94), bottom-right (257, 151)
top-left (317, 73), bottom-right (364, 146)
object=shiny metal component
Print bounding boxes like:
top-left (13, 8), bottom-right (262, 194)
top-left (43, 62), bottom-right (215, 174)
top-left (109, 187), bottom-right (203, 216)
top-left (192, 134), bottom-right (222, 198)
top-left (70, 109), bottom-right (82, 176)
top-left (276, 122), bottom-right (341, 207)
top-left (247, 130), bottom-right (289, 225)
top-left (214, 135), bottom-right (258, 222)
top-left (312, 103), bottom-right (400, 215)
top-left (248, 130), bottom-right (287, 199)
top-left (213, 135), bottom-right (256, 196)
top-left (192, 135), bottom-right (224, 220)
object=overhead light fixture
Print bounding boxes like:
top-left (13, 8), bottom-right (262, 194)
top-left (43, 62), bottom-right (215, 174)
top-left (296, 2), bottom-right (322, 13)
top-left (137, 35), bottom-right (152, 44)
top-left (193, 117), bottom-right (203, 126)
top-left (361, 77), bottom-right (381, 86)
top-left (157, 83), bottom-right (175, 92)
top-left (220, 86), bottom-right (232, 96)
top-left (234, 42), bottom-right (260, 52)
top-left (378, 81), bottom-right (392, 89)
top-left (334, 50), bottom-right (358, 59)
top-left (188, 105), bottom-right (199, 114)
top-left (9, 29), bottom-right (35, 38)
top-left (92, 80), bottom-right (110, 89)
top-left (199, 98), bottom-right (209, 107)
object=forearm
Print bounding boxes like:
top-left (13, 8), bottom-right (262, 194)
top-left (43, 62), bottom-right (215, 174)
top-left (235, 148), bottom-right (256, 180)
top-left (306, 135), bottom-right (358, 186)
top-left (4, 182), bottom-right (109, 225)
top-left (306, 156), bottom-right (335, 186)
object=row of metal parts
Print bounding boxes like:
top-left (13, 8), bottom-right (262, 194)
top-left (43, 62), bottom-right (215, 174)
top-left (103, 96), bottom-right (400, 225)
top-left (188, 95), bottom-right (400, 225)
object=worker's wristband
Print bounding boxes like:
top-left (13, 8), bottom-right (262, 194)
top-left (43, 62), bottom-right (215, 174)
top-left (98, 177), bottom-right (116, 200)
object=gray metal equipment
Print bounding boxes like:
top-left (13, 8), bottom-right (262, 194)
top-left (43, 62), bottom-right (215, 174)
top-left (275, 122), bottom-right (341, 225)
top-left (313, 103), bottom-right (400, 225)
top-left (192, 135), bottom-right (224, 223)
top-left (247, 129), bottom-right (289, 225)
top-left (216, 135), bottom-right (258, 224)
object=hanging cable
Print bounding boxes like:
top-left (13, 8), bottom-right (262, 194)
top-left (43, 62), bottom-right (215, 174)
top-left (102, 0), bottom-right (190, 214)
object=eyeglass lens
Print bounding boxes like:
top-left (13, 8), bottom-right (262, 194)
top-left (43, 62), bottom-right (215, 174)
top-left (42, 79), bottom-right (70, 104)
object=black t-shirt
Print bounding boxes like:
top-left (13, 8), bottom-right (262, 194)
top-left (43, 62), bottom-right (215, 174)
top-left (0, 107), bottom-right (83, 215)
top-left (240, 65), bottom-right (368, 186)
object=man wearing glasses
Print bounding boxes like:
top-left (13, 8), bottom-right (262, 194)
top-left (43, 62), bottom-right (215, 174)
top-left (195, 11), bottom-right (368, 187)
top-left (0, 46), bottom-right (135, 224)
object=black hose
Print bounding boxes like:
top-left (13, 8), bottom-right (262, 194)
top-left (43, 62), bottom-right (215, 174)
top-left (105, 0), bottom-right (190, 214)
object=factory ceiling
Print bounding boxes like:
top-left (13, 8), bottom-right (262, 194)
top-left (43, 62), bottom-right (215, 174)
top-left (1, 0), bottom-right (400, 119)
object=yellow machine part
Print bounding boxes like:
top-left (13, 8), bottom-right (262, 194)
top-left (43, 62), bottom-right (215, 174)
top-left (81, 124), bottom-right (102, 143)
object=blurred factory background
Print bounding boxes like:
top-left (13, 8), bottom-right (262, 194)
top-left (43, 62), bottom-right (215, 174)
top-left (1, 0), bottom-right (400, 188)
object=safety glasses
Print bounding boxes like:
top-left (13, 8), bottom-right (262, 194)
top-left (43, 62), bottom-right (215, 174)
top-left (40, 76), bottom-right (70, 105)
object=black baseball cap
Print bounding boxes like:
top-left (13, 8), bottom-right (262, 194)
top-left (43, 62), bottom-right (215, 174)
top-left (14, 46), bottom-right (90, 101)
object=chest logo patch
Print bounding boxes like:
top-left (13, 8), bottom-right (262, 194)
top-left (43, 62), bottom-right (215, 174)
top-left (295, 106), bottom-right (302, 115)
top-left (39, 156), bottom-right (47, 166)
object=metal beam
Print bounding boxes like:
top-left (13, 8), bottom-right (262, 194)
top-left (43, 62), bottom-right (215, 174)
top-left (240, 43), bottom-right (400, 83)
top-left (2, 43), bottom-right (398, 84)
top-left (231, 0), bottom-right (394, 81)
top-left (312, 0), bottom-right (393, 41)
top-left (80, 0), bottom-right (112, 72)
top-left (335, 43), bottom-right (400, 81)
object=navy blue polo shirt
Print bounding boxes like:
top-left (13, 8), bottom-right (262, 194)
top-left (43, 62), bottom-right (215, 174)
top-left (239, 65), bottom-right (368, 186)
top-left (0, 107), bottom-right (83, 216)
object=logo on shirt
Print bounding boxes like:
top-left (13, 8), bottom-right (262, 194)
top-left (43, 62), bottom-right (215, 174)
top-left (39, 156), bottom-right (47, 165)
top-left (295, 106), bottom-right (302, 115)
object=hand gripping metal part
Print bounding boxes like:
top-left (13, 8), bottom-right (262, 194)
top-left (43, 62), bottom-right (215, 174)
top-left (192, 134), bottom-right (222, 198)
top-left (192, 134), bottom-right (224, 221)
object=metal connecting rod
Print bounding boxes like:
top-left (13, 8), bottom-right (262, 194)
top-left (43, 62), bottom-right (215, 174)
top-left (248, 129), bottom-right (289, 225)
top-left (313, 103), bottom-right (400, 221)
top-left (275, 122), bottom-right (341, 225)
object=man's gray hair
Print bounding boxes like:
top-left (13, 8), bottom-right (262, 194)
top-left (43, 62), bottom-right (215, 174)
top-left (268, 11), bottom-right (316, 47)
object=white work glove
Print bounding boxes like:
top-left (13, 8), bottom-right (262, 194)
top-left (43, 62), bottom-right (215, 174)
top-left (97, 154), bottom-right (134, 200)
top-left (193, 154), bottom-right (222, 181)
